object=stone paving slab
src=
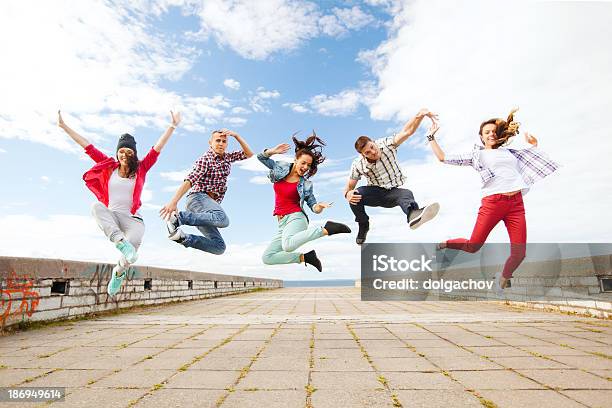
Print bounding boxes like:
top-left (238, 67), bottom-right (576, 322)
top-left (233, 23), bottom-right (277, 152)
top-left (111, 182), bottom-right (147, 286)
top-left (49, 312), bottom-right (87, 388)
top-left (0, 287), bottom-right (610, 408)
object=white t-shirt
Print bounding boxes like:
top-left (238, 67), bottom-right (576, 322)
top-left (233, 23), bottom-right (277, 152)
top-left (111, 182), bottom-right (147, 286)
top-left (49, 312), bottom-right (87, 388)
top-left (479, 149), bottom-right (528, 197)
top-left (108, 170), bottom-right (137, 215)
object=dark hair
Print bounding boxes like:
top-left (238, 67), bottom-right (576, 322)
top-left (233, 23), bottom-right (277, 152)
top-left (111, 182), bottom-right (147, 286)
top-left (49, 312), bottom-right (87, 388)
top-left (479, 108), bottom-right (520, 148)
top-left (125, 154), bottom-right (139, 178)
top-left (292, 131), bottom-right (326, 178)
top-left (354, 136), bottom-right (372, 153)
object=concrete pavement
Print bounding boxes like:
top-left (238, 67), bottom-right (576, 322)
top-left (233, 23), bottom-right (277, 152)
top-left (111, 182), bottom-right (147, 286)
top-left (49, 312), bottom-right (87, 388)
top-left (0, 287), bottom-right (610, 407)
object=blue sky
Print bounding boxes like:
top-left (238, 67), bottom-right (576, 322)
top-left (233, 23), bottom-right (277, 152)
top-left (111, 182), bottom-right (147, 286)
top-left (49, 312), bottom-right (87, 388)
top-left (1, 0), bottom-right (611, 279)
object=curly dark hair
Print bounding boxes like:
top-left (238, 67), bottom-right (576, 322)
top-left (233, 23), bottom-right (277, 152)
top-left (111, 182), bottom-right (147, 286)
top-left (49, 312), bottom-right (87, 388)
top-left (292, 130), bottom-right (326, 178)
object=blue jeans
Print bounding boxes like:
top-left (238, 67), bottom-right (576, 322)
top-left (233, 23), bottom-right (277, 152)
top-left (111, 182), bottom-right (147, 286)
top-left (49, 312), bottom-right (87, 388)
top-left (178, 193), bottom-right (229, 255)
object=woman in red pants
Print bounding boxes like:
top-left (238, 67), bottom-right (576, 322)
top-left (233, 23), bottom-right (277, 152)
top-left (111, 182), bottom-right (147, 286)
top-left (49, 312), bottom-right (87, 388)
top-left (427, 109), bottom-right (559, 293)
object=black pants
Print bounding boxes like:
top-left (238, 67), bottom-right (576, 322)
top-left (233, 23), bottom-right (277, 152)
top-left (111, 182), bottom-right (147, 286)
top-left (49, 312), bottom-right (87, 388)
top-left (349, 186), bottom-right (418, 224)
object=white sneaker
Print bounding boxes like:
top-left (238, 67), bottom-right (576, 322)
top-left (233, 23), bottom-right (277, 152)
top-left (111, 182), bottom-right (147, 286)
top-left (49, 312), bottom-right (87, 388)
top-left (166, 212), bottom-right (179, 236)
top-left (409, 202), bottom-right (440, 230)
top-left (169, 228), bottom-right (185, 243)
top-left (494, 272), bottom-right (504, 297)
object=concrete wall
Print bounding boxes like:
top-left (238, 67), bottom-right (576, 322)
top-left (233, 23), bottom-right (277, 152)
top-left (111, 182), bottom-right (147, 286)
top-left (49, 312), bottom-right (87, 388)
top-left (358, 254), bottom-right (612, 318)
top-left (0, 256), bottom-right (282, 329)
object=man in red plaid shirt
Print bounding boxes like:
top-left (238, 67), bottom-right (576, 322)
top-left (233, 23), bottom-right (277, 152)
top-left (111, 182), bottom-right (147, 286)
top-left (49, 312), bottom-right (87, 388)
top-left (160, 129), bottom-right (253, 254)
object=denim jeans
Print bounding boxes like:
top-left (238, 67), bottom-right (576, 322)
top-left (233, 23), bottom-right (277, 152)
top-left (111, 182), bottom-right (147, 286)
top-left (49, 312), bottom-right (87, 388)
top-left (178, 192), bottom-right (229, 255)
top-left (349, 186), bottom-right (418, 224)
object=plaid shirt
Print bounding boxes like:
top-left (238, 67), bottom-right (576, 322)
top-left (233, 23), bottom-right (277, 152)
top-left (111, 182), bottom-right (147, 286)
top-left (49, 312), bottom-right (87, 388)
top-left (444, 144), bottom-right (560, 190)
top-left (185, 149), bottom-right (247, 203)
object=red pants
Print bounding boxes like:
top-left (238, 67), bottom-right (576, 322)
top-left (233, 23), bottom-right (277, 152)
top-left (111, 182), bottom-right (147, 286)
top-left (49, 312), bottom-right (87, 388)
top-left (446, 193), bottom-right (526, 279)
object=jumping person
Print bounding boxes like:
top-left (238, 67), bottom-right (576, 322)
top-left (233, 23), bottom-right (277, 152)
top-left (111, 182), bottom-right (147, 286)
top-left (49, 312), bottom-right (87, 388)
top-left (160, 129), bottom-right (252, 254)
top-left (258, 133), bottom-right (351, 272)
top-left (427, 108), bottom-right (559, 293)
top-left (58, 110), bottom-right (180, 296)
top-left (344, 109), bottom-right (441, 245)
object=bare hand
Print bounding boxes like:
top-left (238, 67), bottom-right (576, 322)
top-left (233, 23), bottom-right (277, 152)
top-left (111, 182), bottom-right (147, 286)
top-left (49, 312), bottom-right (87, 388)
top-left (269, 143), bottom-right (290, 155)
top-left (427, 121), bottom-right (440, 137)
top-left (57, 110), bottom-right (66, 128)
top-left (346, 190), bottom-right (362, 204)
top-left (171, 111), bottom-right (181, 127)
top-left (219, 128), bottom-right (238, 138)
top-left (159, 202), bottom-right (178, 221)
top-left (315, 202), bottom-right (333, 213)
top-left (418, 108), bottom-right (439, 121)
top-left (524, 132), bottom-right (538, 147)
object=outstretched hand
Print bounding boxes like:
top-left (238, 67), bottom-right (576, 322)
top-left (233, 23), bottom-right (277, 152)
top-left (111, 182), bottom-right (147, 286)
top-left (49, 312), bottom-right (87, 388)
top-left (170, 111), bottom-right (181, 127)
top-left (57, 110), bottom-right (66, 128)
top-left (268, 143), bottom-right (290, 155)
top-left (524, 132), bottom-right (538, 147)
top-left (427, 120), bottom-right (440, 137)
top-left (314, 202), bottom-right (333, 213)
top-left (159, 202), bottom-right (178, 221)
top-left (418, 108), bottom-right (439, 121)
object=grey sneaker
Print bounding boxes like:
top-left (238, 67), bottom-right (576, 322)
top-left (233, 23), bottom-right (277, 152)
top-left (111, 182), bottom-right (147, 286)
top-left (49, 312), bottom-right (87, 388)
top-left (169, 228), bottom-right (186, 243)
top-left (166, 212), bottom-right (179, 236)
top-left (409, 202), bottom-right (440, 230)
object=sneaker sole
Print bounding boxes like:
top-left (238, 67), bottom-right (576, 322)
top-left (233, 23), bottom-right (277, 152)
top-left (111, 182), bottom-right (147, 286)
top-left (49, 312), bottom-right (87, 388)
top-left (410, 203), bottom-right (440, 230)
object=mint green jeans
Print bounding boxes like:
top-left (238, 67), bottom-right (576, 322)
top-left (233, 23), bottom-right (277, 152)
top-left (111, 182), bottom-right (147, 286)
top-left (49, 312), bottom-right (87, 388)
top-left (262, 212), bottom-right (324, 265)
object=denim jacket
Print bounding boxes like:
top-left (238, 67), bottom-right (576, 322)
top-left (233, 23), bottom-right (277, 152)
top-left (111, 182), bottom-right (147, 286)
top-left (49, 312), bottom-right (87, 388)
top-left (257, 151), bottom-right (318, 219)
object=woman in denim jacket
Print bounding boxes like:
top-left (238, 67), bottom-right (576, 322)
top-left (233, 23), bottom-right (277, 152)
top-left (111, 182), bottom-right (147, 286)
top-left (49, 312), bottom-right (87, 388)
top-left (258, 133), bottom-right (351, 272)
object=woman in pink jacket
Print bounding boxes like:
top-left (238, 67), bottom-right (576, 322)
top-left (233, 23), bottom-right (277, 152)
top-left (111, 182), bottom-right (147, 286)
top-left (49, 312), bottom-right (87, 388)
top-left (58, 110), bottom-right (180, 296)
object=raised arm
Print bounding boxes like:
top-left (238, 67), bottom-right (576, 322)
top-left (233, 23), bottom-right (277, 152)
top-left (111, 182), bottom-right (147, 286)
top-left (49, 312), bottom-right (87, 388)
top-left (57, 110), bottom-right (89, 148)
top-left (153, 111), bottom-right (181, 153)
top-left (257, 143), bottom-right (290, 169)
top-left (160, 179), bottom-right (191, 220)
top-left (426, 120), bottom-right (445, 161)
top-left (393, 108), bottom-right (439, 146)
top-left (222, 129), bottom-right (253, 158)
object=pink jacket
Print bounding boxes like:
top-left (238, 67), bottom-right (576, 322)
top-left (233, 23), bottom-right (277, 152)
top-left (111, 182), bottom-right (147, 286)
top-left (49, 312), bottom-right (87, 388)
top-left (82, 144), bottom-right (159, 215)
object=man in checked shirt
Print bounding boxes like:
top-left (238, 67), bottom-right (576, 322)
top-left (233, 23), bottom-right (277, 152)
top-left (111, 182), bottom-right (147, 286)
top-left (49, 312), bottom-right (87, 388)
top-left (160, 129), bottom-right (253, 254)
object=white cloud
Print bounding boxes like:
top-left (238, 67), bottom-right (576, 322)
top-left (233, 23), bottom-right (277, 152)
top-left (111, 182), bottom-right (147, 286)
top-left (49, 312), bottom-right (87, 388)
top-left (223, 78), bottom-right (241, 90)
top-left (283, 102), bottom-right (311, 113)
top-left (160, 168), bottom-right (191, 181)
top-left (40, 176), bottom-right (50, 183)
top-left (184, 1), bottom-right (376, 60)
top-left (359, 0), bottom-right (612, 242)
top-left (231, 107), bottom-right (250, 115)
top-left (0, 148), bottom-right (6, 153)
top-left (257, 88), bottom-right (281, 99)
top-left (0, 2), bottom-right (244, 153)
top-left (249, 87), bottom-right (281, 113)
top-left (249, 176), bottom-right (271, 185)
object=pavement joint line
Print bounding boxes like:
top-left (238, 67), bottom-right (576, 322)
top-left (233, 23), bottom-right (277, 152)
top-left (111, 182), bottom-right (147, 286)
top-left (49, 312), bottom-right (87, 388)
top-left (381, 323), bottom-right (494, 405)
top-left (43, 323), bottom-right (202, 405)
top-left (346, 323), bottom-right (402, 407)
top-left (305, 323), bottom-right (316, 408)
top-left (122, 324), bottom-right (250, 408)
top-left (456, 323), bottom-right (593, 406)
top-left (214, 323), bottom-right (282, 407)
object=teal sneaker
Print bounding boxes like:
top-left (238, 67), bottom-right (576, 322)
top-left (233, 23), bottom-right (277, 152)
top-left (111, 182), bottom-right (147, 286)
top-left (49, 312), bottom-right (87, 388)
top-left (115, 239), bottom-right (138, 264)
top-left (107, 264), bottom-right (126, 296)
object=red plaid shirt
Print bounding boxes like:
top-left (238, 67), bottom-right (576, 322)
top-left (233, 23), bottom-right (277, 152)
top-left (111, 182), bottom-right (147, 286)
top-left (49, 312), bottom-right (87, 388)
top-left (186, 149), bottom-right (247, 202)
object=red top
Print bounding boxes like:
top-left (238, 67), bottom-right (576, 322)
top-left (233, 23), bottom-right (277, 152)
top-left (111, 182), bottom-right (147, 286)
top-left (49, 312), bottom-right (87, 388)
top-left (82, 144), bottom-right (159, 215)
top-left (273, 179), bottom-right (301, 216)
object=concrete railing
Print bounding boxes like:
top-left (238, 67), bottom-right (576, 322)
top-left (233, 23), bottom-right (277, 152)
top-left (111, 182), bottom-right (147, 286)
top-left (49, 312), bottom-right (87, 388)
top-left (0, 256), bottom-right (282, 329)
top-left (357, 253), bottom-right (612, 318)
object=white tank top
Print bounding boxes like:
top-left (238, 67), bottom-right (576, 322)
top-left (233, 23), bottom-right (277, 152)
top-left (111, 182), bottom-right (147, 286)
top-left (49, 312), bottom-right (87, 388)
top-left (479, 149), bottom-right (527, 197)
top-left (108, 169), bottom-right (137, 214)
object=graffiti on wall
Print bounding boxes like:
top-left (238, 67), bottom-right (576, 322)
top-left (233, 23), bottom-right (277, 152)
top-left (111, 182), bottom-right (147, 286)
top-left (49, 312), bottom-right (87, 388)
top-left (0, 270), bottom-right (40, 326)
top-left (84, 263), bottom-right (138, 305)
